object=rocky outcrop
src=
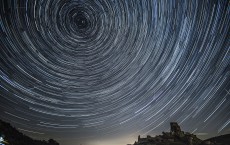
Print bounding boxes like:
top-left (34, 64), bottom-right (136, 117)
top-left (129, 122), bottom-right (203, 145)
top-left (129, 122), bottom-right (229, 145)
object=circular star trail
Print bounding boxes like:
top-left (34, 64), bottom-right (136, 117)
top-left (0, 0), bottom-right (230, 145)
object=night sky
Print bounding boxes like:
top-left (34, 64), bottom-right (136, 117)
top-left (0, 0), bottom-right (230, 145)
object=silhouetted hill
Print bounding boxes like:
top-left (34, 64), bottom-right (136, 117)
top-left (201, 134), bottom-right (230, 145)
top-left (0, 119), bottom-right (59, 145)
top-left (128, 122), bottom-right (229, 145)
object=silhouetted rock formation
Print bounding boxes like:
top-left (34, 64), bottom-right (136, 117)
top-left (0, 120), bottom-right (59, 145)
top-left (170, 122), bottom-right (181, 134)
top-left (128, 122), bottom-right (230, 145)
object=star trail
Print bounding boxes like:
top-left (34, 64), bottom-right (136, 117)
top-left (0, 0), bottom-right (230, 145)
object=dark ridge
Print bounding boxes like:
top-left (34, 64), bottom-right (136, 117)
top-left (0, 119), bottom-right (59, 145)
top-left (202, 134), bottom-right (230, 145)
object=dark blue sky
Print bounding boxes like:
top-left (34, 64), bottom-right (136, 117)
top-left (0, 0), bottom-right (230, 145)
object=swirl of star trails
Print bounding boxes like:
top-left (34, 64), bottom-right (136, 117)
top-left (0, 0), bottom-right (230, 144)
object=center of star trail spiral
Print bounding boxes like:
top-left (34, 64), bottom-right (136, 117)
top-left (75, 15), bottom-right (88, 29)
top-left (0, 0), bottom-right (230, 145)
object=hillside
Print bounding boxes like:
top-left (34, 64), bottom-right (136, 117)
top-left (0, 119), bottom-right (59, 145)
top-left (201, 134), bottom-right (230, 145)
